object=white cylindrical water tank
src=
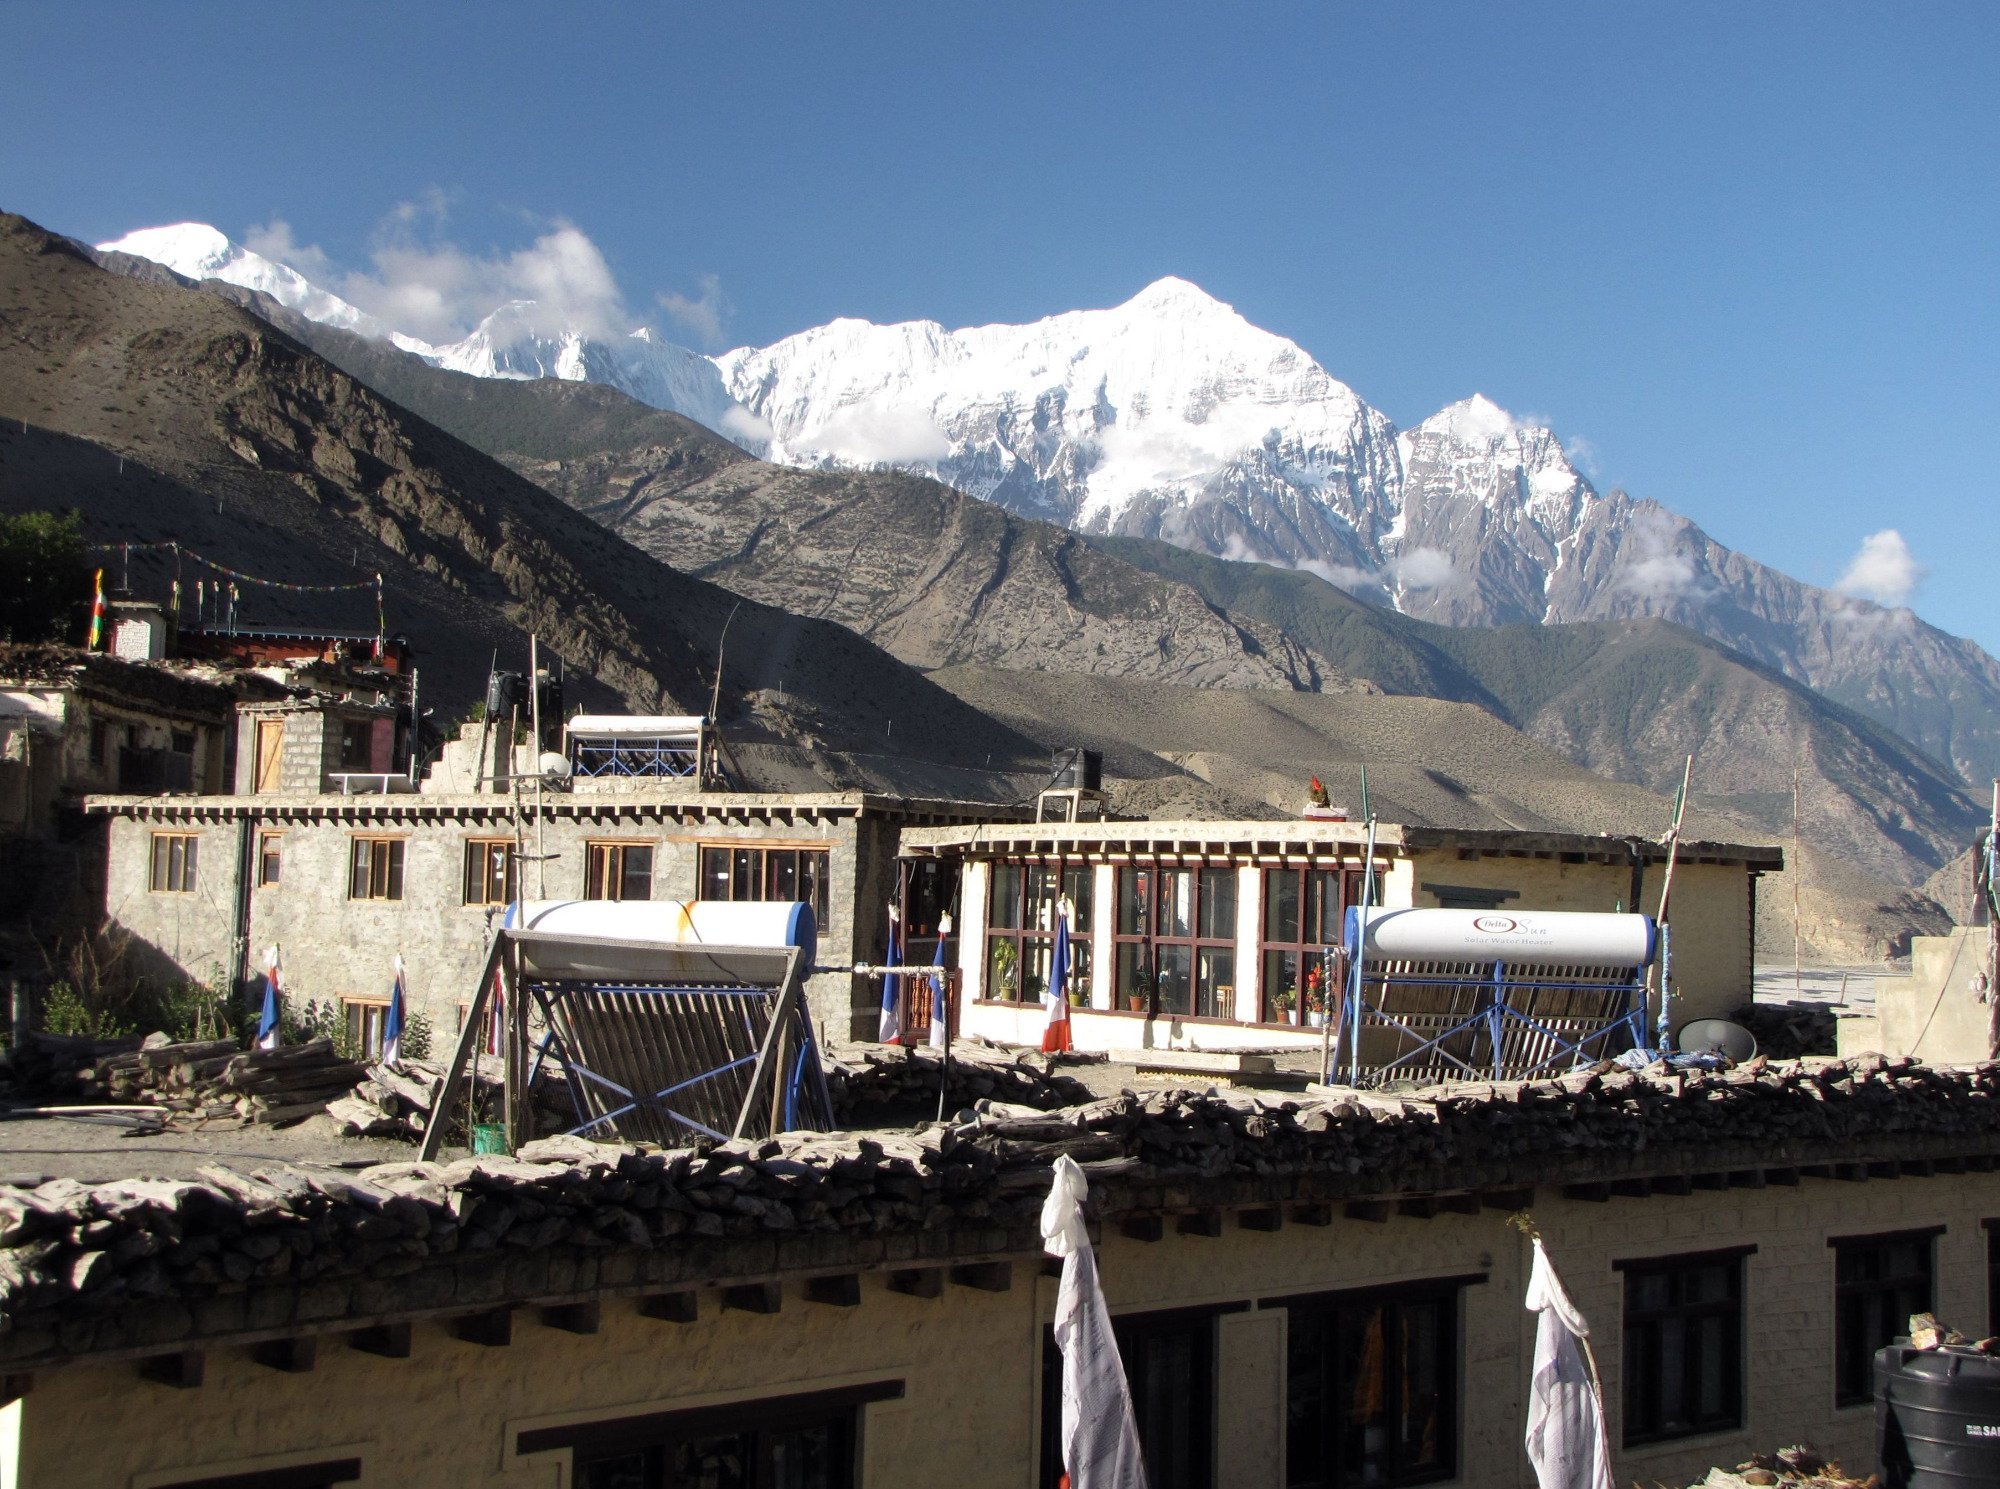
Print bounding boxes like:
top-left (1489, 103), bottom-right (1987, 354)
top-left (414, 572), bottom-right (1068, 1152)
top-left (514, 900), bottom-right (818, 965)
top-left (1345, 907), bottom-right (1657, 968)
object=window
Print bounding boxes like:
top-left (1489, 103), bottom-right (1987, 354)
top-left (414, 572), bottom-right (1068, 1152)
top-left (586, 842), bottom-right (654, 901)
top-left (1280, 1278), bottom-right (1468, 1489)
top-left (160, 1458), bottom-right (360, 1489)
top-left (698, 844), bottom-right (830, 922)
top-left (88, 720), bottom-right (107, 768)
top-left (256, 831), bottom-right (283, 887)
top-left (1042, 1309), bottom-right (1214, 1489)
top-left (1620, 1248), bottom-right (1748, 1445)
top-left (170, 728), bottom-right (196, 756)
top-left (1989, 1222), bottom-right (2000, 1339)
top-left (149, 832), bottom-right (198, 893)
top-left (345, 1000), bottom-right (388, 1060)
top-left (349, 837), bottom-right (405, 901)
top-left (1833, 1230), bottom-right (1937, 1406)
top-left (516, 1382), bottom-right (903, 1489)
top-left (1115, 867), bottom-right (1234, 1019)
top-left (464, 839), bottom-right (518, 906)
top-left (985, 860), bottom-right (1092, 1005)
top-left (1261, 867), bottom-right (1375, 1025)
top-left (338, 718), bottom-right (374, 771)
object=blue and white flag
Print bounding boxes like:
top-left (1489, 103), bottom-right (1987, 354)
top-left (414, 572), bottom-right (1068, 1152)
top-left (384, 954), bottom-right (407, 1067)
top-left (927, 913), bottom-right (952, 1051)
top-left (1042, 897), bottom-right (1073, 1053)
top-left (255, 945), bottom-right (282, 1051)
top-left (877, 905), bottom-right (903, 1044)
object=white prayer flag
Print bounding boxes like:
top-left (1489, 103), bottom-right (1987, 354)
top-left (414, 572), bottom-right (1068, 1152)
top-left (1524, 1237), bottom-right (1614, 1489)
top-left (1040, 1155), bottom-right (1148, 1489)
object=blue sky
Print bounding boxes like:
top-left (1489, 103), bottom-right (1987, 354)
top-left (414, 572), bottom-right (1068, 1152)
top-left (5, 3), bottom-right (1996, 648)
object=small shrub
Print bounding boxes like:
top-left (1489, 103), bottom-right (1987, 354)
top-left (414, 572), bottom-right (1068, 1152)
top-left (400, 1009), bottom-right (434, 1063)
top-left (42, 981), bottom-right (136, 1040)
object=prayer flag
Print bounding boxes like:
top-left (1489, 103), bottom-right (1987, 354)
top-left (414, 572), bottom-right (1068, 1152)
top-left (927, 913), bottom-right (951, 1051)
top-left (877, 905), bottom-right (903, 1044)
top-left (1042, 897), bottom-right (1073, 1054)
top-left (86, 569), bottom-right (105, 650)
top-left (384, 954), bottom-right (407, 1067)
top-left (255, 946), bottom-right (282, 1051)
top-left (1041, 1155), bottom-right (1147, 1489)
top-left (1524, 1238), bottom-right (1613, 1489)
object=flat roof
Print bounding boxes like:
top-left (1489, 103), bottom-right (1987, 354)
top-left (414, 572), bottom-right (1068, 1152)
top-left (899, 817), bottom-right (1784, 869)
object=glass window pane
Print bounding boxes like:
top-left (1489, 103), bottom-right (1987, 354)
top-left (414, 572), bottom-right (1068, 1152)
top-left (1119, 868), bottom-right (1152, 936)
top-left (992, 864), bottom-right (1024, 930)
top-left (1117, 943), bottom-right (1152, 1011)
top-left (668, 1429), bottom-right (753, 1489)
top-left (1162, 870), bottom-right (1194, 939)
top-left (988, 937), bottom-right (1023, 1002)
top-left (1156, 944), bottom-right (1193, 1016)
top-left (1264, 950), bottom-right (1301, 1024)
top-left (1025, 865), bottom-right (1060, 932)
top-left (1064, 864), bottom-right (1094, 922)
top-left (1197, 948), bottom-right (1235, 1019)
top-left (1265, 868), bottom-right (1301, 944)
top-left (1199, 870), bottom-right (1236, 940)
top-left (1309, 870), bottom-right (1343, 944)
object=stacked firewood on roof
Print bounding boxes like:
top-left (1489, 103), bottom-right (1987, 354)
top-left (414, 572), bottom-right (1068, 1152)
top-left (88, 1035), bottom-right (369, 1125)
top-left (1686, 1445), bottom-right (1872, 1489)
top-left (824, 1040), bottom-right (1096, 1122)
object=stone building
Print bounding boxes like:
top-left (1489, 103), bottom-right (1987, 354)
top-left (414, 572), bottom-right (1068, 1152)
top-left (0, 1054), bottom-right (1988, 1487)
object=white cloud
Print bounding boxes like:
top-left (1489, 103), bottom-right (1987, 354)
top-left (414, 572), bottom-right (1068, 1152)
top-left (1562, 434), bottom-right (1601, 479)
top-left (719, 406), bottom-right (775, 445)
top-left (1391, 546), bottom-right (1461, 591)
top-left (1618, 508), bottom-right (1712, 601)
top-left (657, 273), bottom-right (731, 350)
top-left (242, 218), bottom-right (335, 285)
top-left (1836, 529), bottom-right (1926, 609)
top-left (797, 402), bottom-right (952, 465)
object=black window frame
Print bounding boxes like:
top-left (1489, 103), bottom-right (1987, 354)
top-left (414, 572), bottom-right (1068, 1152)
top-left (1987, 1219), bottom-right (2000, 1340)
top-left (337, 717), bottom-right (373, 771)
top-left (1832, 1228), bottom-right (1940, 1407)
top-left (159, 1460), bottom-right (360, 1489)
top-left (585, 841), bottom-right (654, 902)
top-left (1039, 1305), bottom-right (1222, 1489)
top-left (518, 1380), bottom-right (902, 1489)
top-left (1268, 1274), bottom-right (1480, 1489)
top-left (697, 843), bottom-right (830, 923)
top-left (1617, 1246), bottom-right (1751, 1446)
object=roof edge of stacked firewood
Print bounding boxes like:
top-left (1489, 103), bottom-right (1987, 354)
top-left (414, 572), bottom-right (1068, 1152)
top-left (0, 1052), bottom-right (1996, 1366)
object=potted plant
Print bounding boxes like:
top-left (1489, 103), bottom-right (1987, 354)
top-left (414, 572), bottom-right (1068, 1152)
top-left (1270, 987), bottom-right (1296, 1024)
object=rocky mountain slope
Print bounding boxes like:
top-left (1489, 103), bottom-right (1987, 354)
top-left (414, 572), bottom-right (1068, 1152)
top-left (100, 224), bottom-right (2000, 789)
top-left (0, 212), bottom-right (1042, 795)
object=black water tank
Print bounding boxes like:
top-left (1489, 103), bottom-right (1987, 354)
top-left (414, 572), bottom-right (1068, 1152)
top-left (486, 671), bottom-right (526, 716)
top-left (1049, 747), bottom-right (1104, 791)
top-left (1877, 1342), bottom-right (2000, 1487)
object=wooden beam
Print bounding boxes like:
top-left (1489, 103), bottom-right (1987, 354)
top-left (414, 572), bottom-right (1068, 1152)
top-left (721, 1283), bottom-right (783, 1316)
top-left (1237, 1207), bottom-right (1284, 1232)
top-left (1290, 1203), bottom-right (1332, 1226)
top-left (1176, 1209), bottom-right (1223, 1238)
top-left (1397, 1197), bottom-right (1439, 1220)
top-left (806, 1274), bottom-right (862, 1308)
top-left (541, 1302), bottom-right (601, 1335)
top-left (1866, 1161), bottom-right (1899, 1179)
top-left (1440, 1194), bottom-right (1482, 1215)
top-left (1691, 1173), bottom-right (1730, 1192)
top-left (888, 1268), bottom-right (943, 1300)
top-left (1726, 1170), bottom-right (1766, 1189)
top-left (637, 1292), bottom-right (699, 1324)
top-left (1481, 1188), bottom-right (1533, 1210)
top-left (138, 1351), bottom-right (204, 1389)
top-left (1344, 1200), bottom-right (1391, 1224)
top-left (1764, 1167), bottom-right (1800, 1186)
top-left (1119, 1215), bottom-right (1164, 1243)
top-left (349, 1323), bottom-right (412, 1358)
top-left (251, 1337), bottom-right (318, 1373)
top-left (950, 1262), bottom-right (1013, 1293)
top-left (1651, 1175), bottom-right (1695, 1197)
top-left (452, 1308), bottom-right (514, 1347)
top-left (1610, 1178), bottom-right (1650, 1199)
top-left (1563, 1183), bottom-right (1610, 1203)
top-left (1900, 1158), bottom-right (1936, 1179)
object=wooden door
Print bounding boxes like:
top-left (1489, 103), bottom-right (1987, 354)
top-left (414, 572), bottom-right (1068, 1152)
top-left (253, 719), bottom-right (285, 793)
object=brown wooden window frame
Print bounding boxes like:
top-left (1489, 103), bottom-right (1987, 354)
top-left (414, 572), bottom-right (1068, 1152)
top-left (1114, 865), bottom-right (1235, 1020)
top-left (348, 835), bottom-right (405, 901)
top-left (585, 840), bottom-right (654, 902)
top-left (983, 858), bottom-right (1092, 1006)
top-left (256, 830), bottom-right (283, 888)
top-left (343, 998), bottom-right (389, 1061)
top-left (697, 842), bottom-right (830, 923)
top-left (1259, 866), bottom-right (1375, 1026)
top-left (463, 838), bottom-right (518, 906)
top-left (149, 831), bottom-right (199, 894)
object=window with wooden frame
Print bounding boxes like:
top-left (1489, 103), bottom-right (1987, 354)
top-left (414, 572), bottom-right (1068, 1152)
top-left (984, 860), bottom-right (1092, 1005)
top-left (256, 831), bottom-right (283, 888)
top-left (697, 844), bottom-right (830, 922)
top-left (1041, 1308), bottom-right (1216, 1489)
top-left (149, 831), bottom-right (199, 893)
top-left (1115, 866), bottom-right (1234, 1018)
top-left (585, 841), bottom-right (654, 901)
top-left (1620, 1248), bottom-right (1750, 1445)
top-left (348, 836), bottom-right (405, 901)
top-left (1988, 1221), bottom-right (2000, 1339)
top-left (1278, 1276), bottom-right (1473, 1489)
top-left (1260, 866), bottom-right (1377, 1025)
top-left (463, 838), bottom-right (518, 906)
top-left (517, 1381), bottom-right (903, 1489)
top-left (1833, 1229), bottom-right (1938, 1406)
top-left (344, 999), bottom-right (388, 1060)
top-left (337, 718), bottom-right (374, 771)
top-left (160, 1458), bottom-right (361, 1489)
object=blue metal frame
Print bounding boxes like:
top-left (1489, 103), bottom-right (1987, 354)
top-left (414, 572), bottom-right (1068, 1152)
top-left (569, 737), bottom-right (699, 779)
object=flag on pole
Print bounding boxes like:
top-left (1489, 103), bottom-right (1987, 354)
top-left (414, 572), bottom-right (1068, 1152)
top-left (1041, 1154), bottom-right (1147, 1489)
top-left (384, 954), bottom-right (408, 1067)
top-left (928, 912), bottom-right (952, 1051)
top-left (86, 569), bottom-right (106, 650)
top-left (1524, 1238), bottom-right (1614, 1489)
top-left (255, 946), bottom-right (282, 1051)
top-left (877, 904), bottom-right (904, 1044)
top-left (1042, 896), bottom-right (1073, 1054)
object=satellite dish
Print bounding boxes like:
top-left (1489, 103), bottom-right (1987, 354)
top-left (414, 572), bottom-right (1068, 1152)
top-left (1677, 1018), bottom-right (1758, 1062)
top-left (538, 752), bottom-right (572, 777)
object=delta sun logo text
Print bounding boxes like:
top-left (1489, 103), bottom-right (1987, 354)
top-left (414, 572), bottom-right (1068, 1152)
top-left (1471, 915), bottom-right (1520, 935)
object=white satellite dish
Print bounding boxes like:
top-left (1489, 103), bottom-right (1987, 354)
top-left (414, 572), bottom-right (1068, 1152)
top-left (1677, 1018), bottom-right (1758, 1062)
top-left (539, 752), bottom-right (572, 777)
